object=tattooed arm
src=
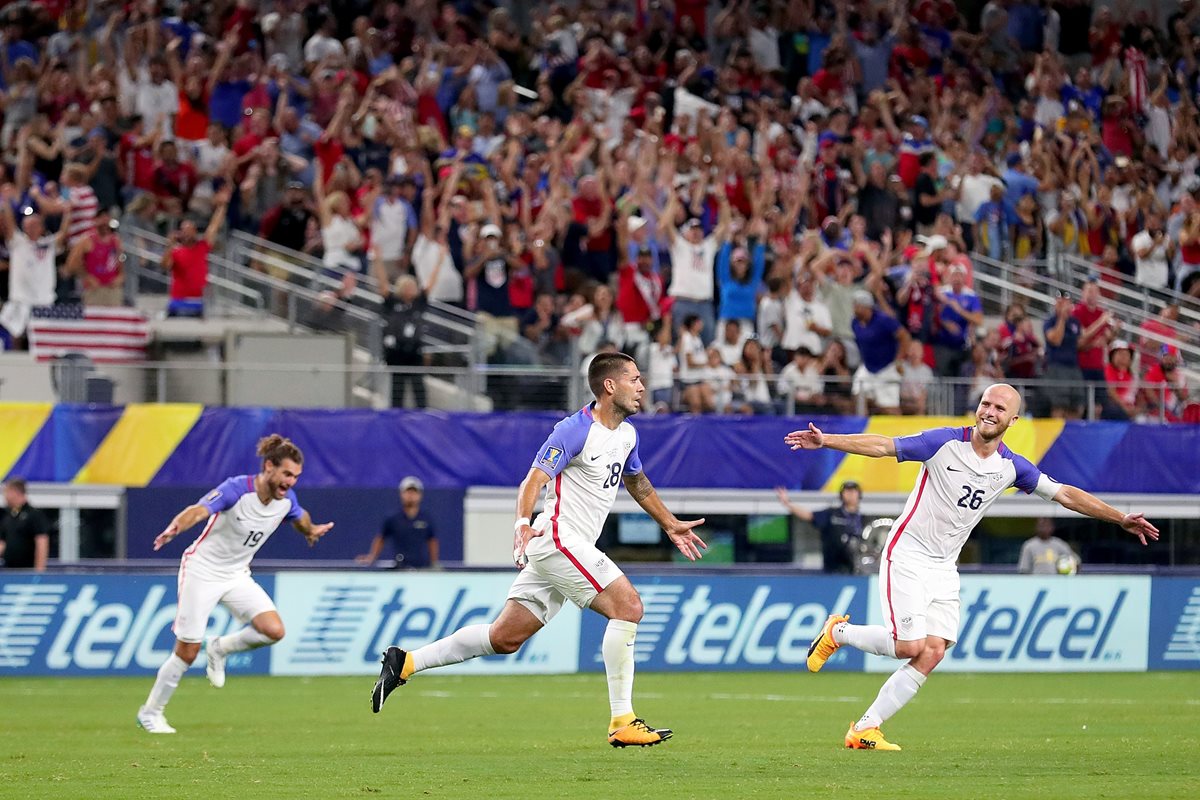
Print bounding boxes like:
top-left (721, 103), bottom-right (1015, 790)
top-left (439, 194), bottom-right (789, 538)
top-left (622, 472), bottom-right (707, 561)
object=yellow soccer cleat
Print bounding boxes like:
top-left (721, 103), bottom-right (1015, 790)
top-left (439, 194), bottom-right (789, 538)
top-left (806, 613), bottom-right (849, 672)
top-left (608, 714), bottom-right (673, 748)
top-left (844, 723), bottom-right (901, 751)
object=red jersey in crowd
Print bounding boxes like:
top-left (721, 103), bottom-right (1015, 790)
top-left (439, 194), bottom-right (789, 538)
top-left (616, 262), bottom-right (665, 325)
top-left (168, 241), bottom-right (211, 300)
top-left (1072, 302), bottom-right (1111, 371)
top-left (120, 133), bottom-right (157, 192)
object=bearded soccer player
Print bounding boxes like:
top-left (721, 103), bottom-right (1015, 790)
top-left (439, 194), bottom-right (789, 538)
top-left (787, 383), bottom-right (1159, 750)
top-left (371, 352), bottom-right (708, 747)
top-left (137, 435), bottom-right (334, 734)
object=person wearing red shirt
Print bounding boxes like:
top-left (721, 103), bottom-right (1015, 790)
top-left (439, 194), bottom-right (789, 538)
top-left (152, 140), bottom-right (199, 215)
top-left (119, 116), bottom-right (160, 194)
top-left (1102, 340), bottom-right (1141, 420)
top-left (1141, 346), bottom-right (1192, 422)
top-left (162, 188), bottom-right (231, 317)
top-left (1072, 279), bottom-right (1115, 382)
top-left (616, 245), bottom-right (666, 360)
top-left (572, 175), bottom-right (614, 282)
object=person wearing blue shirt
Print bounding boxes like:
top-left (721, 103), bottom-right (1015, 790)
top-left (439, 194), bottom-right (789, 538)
top-left (1040, 292), bottom-right (1085, 418)
top-left (1002, 153), bottom-right (1040, 211)
top-left (715, 239), bottom-right (765, 330)
top-left (357, 477), bottom-right (438, 569)
top-left (851, 289), bottom-right (911, 414)
top-left (974, 183), bottom-right (1014, 260)
top-left (933, 264), bottom-right (984, 377)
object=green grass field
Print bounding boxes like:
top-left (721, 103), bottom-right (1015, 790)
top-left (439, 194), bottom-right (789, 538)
top-left (2, 672), bottom-right (1197, 800)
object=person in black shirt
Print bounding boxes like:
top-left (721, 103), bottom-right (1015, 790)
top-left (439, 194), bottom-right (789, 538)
top-left (0, 477), bottom-right (49, 570)
top-left (356, 477), bottom-right (438, 568)
top-left (378, 273), bottom-right (429, 408)
top-left (776, 481), bottom-right (870, 574)
top-left (259, 181), bottom-right (315, 253)
top-left (913, 153), bottom-right (949, 234)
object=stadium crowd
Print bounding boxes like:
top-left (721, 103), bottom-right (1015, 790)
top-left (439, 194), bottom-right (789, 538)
top-left (0, 0), bottom-right (1197, 421)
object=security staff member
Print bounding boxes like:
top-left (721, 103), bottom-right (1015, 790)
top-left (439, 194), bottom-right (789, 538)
top-left (356, 476), bottom-right (438, 568)
top-left (0, 477), bottom-right (50, 570)
top-left (775, 481), bottom-right (868, 574)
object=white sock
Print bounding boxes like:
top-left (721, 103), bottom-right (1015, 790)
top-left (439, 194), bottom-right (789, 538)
top-left (213, 626), bottom-right (276, 654)
top-left (602, 620), bottom-right (638, 718)
top-left (854, 664), bottom-right (926, 732)
top-left (410, 624), bottom-right (496, 673)
top-left (834, 622), bottom-right (897, 658)
top-left (144, 653), bottom-right (189, 713)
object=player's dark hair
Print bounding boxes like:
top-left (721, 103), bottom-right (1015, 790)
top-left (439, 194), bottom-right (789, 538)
top-left (257, 434), bottom-right (303, 467)
top-left (588, 352), bottom-right (637, 398)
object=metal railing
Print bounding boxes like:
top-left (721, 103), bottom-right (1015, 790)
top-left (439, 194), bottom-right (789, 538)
top-left (971, 253), bottom-right (1200, 366)
top-left (1058, 253), bottom-right (1200, 326)
top-left (5, 356), bottom-right (1192, 422)
top-left (226, 229), bottom-right (478, 364)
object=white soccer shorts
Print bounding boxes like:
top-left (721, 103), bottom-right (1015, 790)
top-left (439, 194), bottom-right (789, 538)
top-left (879, 558), bottom-right (960, 644)
top-left (507, 540), bottom-right (625, 625)
top-left (173, 571), bottom-right (277, 643)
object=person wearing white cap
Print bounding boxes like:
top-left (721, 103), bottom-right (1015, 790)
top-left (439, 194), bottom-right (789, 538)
top-left (659, 183), bottom-right (731, 345)
top-left (357, 477), bottom-right (438, 569)
top-left (1101, 339), bottom-right (1141, 420)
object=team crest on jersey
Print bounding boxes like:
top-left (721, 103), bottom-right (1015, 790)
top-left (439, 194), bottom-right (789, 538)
top-left (539, 446), bottom-right (563, 469)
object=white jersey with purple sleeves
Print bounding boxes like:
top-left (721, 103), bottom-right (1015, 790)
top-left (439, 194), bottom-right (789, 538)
top-left (527, 405), bottom-right (642, 558)
top-left (181, 475), bottom-right (304, 579)
top-left (887, 426), bottom-right (1062, 565)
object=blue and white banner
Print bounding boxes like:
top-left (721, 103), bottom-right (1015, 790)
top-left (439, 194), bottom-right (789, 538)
top-left (0, 575), bottom-right (272, 676)
top-left (578, 576), bottom-right (868, 672)
top-left (0, 572), bottom-right (1183, 676)
top-left (1148, 578), bottom-right (1200, 670)
top-left (270, 572), bottom-right (581, 676)
top-left (865, 575), bottom-right (1150, 672)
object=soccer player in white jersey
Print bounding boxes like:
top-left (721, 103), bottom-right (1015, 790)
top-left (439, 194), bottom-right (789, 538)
top-left (371, 352), bottom-right (708, 747)
top-left (788, 383), bottom-right (1159, 751)
top-left (136, 435), bottom-right (334, 734)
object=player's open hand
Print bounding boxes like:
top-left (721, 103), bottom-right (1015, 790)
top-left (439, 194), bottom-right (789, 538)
top-left (1121, 512), bottom-right (1159, 546)
top-left (305, 521), bottom-right (334, 547)
top-left (666, 518), bottom-right (707, 561)
top-left (784, 422), bottom-right (825, 451)
top-left (153, 523), bottom-right (179, 551)
top-left (514, 523), bottom-right (542, 569)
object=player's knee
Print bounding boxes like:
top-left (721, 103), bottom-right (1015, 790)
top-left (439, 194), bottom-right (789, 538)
top-left (259, 620), bottom-right (285, 641)
top-left (923, 640), bottom-right (947, 666)
top-left (490, 630), bottom-right (525, 655)
top-left (175, 641), bottom-right (201, 664)
top-left (894, 639), bottom-right (925, 659)
top-left (620, 595), bottom-right (644, 623)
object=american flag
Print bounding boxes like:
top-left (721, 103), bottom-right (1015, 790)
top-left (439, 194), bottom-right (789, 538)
top-left (27, 305), bottom-right (149, 363)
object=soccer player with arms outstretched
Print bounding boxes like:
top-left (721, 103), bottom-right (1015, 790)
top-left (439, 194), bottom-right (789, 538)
top-left (137, 435), bottom-right (334, 734)
top-left (372, 353), bottom-right (708, 747)
top-left (789, 383), bottom-right (1159, 751)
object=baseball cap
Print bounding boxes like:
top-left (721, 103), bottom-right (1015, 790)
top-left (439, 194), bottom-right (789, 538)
top-left (399, 476), bottom-right (424, 492)
top-left (840, 480), bottom-right (861, 493)
top-left (480, 223), bottom-right (502, 239)
top-left (1109, 339), bottom-right (1131, 353)
top-left (637, 244), bottom-right (652, 256)
top-left (917, 234), bottom-right (948, 255)
top-left (1006, 152), bottom-right (1023, 167)
top-left (852, 289), bottom-right (874, 307)
top-left (682, 218), bottom-right (702, 230)
top-left (628, 216), bottom-right (647, 233)
top-left (910, 115), bottom-right (929, 129)
top-left (286, 180), bottom-right (306, 191)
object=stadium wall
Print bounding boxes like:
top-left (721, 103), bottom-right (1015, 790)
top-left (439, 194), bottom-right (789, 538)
top-left (2, 404), bottom-right (1200, 493)
top-left (3, 572), bottom-right (1196, 677)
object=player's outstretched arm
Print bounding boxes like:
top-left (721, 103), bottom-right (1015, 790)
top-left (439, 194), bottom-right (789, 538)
top-left (623, 472), bottom-right (707, 561)
top-left (153, 504), bottom-right (211, 551)
top-left (1051, 484), bottom-right (1161, 546)
top-left (784, 423), bottom-right (897, 459)
top-left (293, 512), bottom-right (334, 547)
